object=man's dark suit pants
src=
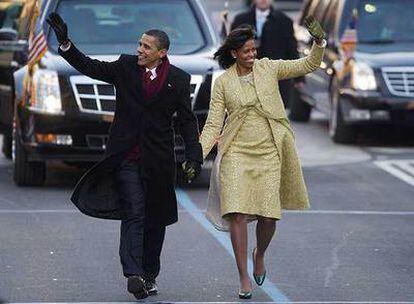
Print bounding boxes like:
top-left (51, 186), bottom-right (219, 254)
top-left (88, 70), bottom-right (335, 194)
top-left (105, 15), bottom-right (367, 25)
top-left (116, 159), bottom-right (166, 280)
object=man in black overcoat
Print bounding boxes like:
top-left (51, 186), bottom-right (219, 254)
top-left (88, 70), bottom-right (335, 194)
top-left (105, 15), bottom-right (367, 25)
top-left (231, 0), bottom-right (305, 107)
top-left (47, 13), bottom-right (202, 299)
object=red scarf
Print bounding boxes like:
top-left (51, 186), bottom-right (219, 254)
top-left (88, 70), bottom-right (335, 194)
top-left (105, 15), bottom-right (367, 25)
top-left (124, 57), bottom-right (171, 161)
top-left (142, 56), bottom-right (170, 100)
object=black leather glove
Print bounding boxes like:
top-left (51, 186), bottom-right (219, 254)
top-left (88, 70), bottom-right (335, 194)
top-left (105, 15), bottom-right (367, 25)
top-left (46, 13), bottom-right (69, 45)
top-left (182, 160), bottom-right (202, 184)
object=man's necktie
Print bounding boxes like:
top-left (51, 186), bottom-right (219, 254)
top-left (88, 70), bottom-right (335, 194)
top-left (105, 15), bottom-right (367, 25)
top-left (144, 70), bottom-right (153, 83)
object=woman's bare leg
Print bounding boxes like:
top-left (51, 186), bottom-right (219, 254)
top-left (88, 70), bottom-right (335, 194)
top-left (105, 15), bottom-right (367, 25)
top-left (229, 213), bottom-right (251, 291)
top-left (254, 216), bottom-right (276, 275)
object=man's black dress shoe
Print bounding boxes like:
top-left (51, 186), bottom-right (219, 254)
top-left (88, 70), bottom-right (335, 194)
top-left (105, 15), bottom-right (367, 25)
top-left (145, 279), bottom-right (158, 295)
top-left (127, 275), bottom-right (148, 300)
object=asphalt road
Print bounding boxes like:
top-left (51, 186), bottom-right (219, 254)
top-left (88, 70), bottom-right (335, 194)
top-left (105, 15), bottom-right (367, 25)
top-left (0, 112), bottom-right (414, 303)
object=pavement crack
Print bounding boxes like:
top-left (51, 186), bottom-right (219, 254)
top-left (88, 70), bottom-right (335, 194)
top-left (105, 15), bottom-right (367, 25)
top-left (324, 231), bottom-right (351, 288)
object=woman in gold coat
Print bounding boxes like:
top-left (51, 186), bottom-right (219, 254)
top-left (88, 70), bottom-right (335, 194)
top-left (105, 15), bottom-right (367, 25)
top-left (199, 17), bottom-right (326, 299)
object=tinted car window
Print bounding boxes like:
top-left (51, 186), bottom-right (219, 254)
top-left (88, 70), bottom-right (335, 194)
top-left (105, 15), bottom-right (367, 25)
top-left (357, 0), bottom-right (414, 43)
top-left (0, 1), bottom-right (22, 31)
top-left (48, 0), bottom-right (206, 55)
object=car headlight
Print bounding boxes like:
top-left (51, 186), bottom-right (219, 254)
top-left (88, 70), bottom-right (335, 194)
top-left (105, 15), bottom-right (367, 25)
top-left (352, 62), bottom-right (377, 91)
top-left (29, 69), bottom-right (64, 115)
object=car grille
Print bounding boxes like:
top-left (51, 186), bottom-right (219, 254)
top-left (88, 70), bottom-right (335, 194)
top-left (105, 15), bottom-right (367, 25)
top-left (70, 76), bottom-right (116, 114)
top-left (382, 67), bottom-right (414, 97)
top-left (70, 74), bottom-right (203, 114)
top-left (86, 134), bottom-right (108, 150)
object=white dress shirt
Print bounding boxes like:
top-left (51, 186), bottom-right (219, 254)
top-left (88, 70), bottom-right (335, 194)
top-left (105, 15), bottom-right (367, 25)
top-left (145, 66), bottom-right (157, 81)
top-left (255, 8), bottom-right (270, 38)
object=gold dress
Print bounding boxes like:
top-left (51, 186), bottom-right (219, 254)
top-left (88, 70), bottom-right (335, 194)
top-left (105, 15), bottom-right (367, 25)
top-left (220, 72), bottom-right (282, 220)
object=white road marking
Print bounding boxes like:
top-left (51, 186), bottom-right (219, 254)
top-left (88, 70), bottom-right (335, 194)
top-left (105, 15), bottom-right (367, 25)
top-left (1, 209), bottom-right (414, 216)
top-left (368, 147), bottom-right (414, 154)
top-left (0, 209), bottom-right (79, 213)
top-left (374, 159), bottom-right (414, 187)
top-left (285, 210), bottom-right (414, 215)
top-left (8, 301), bottom-right (414, 304)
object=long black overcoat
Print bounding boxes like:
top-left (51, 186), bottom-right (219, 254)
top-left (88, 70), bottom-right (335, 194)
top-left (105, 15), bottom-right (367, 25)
top-left (60, 44), bottom-right (202, 228)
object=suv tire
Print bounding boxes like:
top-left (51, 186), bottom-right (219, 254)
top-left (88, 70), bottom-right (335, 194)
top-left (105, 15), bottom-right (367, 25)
top-left (2, 134), bottom-right (12, 159)
top-left (13, 132), bottom-right (46, 186)
top-left (288, 88), bottom-right (311, 122)
top-left (329, 78), bottom-right (356, 144)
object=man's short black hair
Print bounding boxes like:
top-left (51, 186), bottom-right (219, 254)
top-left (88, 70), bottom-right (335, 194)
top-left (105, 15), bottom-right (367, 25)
top-left (144, 29), bottom-right (170, 50)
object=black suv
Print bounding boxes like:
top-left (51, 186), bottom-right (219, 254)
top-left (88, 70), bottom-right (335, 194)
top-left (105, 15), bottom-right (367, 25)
top-left (0, 0), bottom-right (26, 159)
top-left (0, 0), bottom-right (222, 186)
top-left (291, 0), bottom-right (414, 143)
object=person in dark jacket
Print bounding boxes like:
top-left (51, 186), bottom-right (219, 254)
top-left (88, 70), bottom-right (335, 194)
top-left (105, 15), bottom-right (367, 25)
top-left (231, 0), bottom-right (305, 108)
top-left (47, 13), bottom-right (202, 300)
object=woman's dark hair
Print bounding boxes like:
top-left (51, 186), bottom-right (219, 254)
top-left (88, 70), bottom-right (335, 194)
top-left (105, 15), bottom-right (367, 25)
top-left (214, 25), bottom-right (256, 69)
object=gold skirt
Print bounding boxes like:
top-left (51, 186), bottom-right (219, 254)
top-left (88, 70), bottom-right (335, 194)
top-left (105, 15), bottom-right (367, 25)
top-left (220, 109), bottom-right (281, 220)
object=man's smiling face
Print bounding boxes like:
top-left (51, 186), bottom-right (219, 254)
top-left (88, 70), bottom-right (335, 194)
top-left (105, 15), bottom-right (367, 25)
top-left (137, 34), bottom-right (167, 69)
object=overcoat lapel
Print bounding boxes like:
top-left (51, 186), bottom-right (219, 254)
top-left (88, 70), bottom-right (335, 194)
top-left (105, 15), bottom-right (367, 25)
top-left (131, 63), bottom-right (143, 92)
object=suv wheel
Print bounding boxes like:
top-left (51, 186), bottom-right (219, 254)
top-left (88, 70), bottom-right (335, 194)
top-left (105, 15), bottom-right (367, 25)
top-left (13, 130), bottom-right (46, 186)
top-left (329, 78), bottom-right (356, 143)
top-left (2, 134), bottom-right (12, 159)
top-left (288, 88), bottom-right (311, 122)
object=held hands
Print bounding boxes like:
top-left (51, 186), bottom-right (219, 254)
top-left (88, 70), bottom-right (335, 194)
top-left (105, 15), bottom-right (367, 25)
top-left (182, 161), bottom-right (202, 184)
top-left (304, 15), bottom-right (326, 43)
top-left (46, 13), bottom-right (69, 45)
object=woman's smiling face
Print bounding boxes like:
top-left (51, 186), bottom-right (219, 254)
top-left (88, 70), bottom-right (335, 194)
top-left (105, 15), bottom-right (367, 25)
top-left (232, 39), bottom-right (257, 70)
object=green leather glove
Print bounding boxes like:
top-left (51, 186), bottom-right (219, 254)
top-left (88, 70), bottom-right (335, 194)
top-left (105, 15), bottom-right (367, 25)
top-left (182, 161), bottom-right (201, 184)
top-left (304, 15), bottom-right (326, 41)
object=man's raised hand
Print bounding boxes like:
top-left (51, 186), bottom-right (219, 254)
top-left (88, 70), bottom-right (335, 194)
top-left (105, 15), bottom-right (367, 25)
top-left (46, 13), bottom-right (69, 45)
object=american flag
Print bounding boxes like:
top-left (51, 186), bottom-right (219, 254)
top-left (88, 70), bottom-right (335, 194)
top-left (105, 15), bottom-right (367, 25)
top-left (28, 0), bottom-right (47, 66)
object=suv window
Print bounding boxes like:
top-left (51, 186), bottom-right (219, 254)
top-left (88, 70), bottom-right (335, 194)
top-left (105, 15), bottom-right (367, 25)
top-left (0, 1), bottom-right (22, 31)
top-left (48, 0), bottom-right (207, 55)
top-left (356, 0), bottom-right (414, 43)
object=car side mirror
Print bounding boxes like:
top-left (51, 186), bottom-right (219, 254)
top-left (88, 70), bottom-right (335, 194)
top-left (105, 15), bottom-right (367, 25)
top-left (0, 28), bottom-right (18, 41)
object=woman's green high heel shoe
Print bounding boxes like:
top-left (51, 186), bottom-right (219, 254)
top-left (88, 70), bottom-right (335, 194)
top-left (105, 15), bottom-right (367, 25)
top-left (238, 290), bottom-right (252, 299)
top-left (252, 248), bottom-right (266, 286)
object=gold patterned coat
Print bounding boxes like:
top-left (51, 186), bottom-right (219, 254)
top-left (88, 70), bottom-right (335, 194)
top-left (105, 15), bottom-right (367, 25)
top-left (200, 42), bottom-right (325, 230)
